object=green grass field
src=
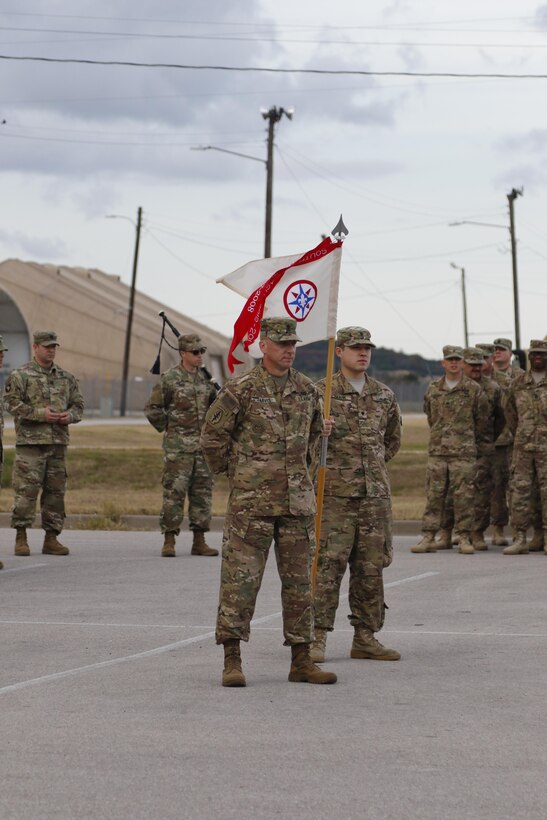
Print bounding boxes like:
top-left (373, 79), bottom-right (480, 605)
top-left (1, 417), bottom-right (428, 524)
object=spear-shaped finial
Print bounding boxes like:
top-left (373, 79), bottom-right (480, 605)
top-left (331, 214), bottom-right (349, 241)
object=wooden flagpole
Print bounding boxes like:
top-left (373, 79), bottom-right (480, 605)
top-left (312, 214), bottom-right (348, 592)
top-left (312, 335), bottom-right (336, 592)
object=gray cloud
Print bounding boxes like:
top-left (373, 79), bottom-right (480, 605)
top-left (0, 227), bottom-right (68, 259)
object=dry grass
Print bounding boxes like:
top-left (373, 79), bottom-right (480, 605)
top-left (1, 417), bottom-right (429, 522)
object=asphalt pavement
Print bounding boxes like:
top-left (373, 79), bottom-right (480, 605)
top-left (1, 529), bottom-right (546, 820)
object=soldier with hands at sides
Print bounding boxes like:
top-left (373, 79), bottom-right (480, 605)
top-left (200, 317), bottom-right (337, 688)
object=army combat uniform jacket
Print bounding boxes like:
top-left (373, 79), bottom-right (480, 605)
top-left (144, 365), bottom-right (217, 454)
top-left (3, 360), bottom-right (84, 444)
top-left (477, 375), bottom-right (505, 456)
top-left (316, 371), bottom-right (401, 498)
top-left (200, 363), bottom-right (324, 516)
top-left (424, 374), bottom-right (489, 458)
top-left (504, 372), bottom-right (547, 454)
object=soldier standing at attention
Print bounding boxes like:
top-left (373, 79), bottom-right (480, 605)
top-left (4, 331), bottom-right (84, 557)
top-left (145, 334), bottom-right (218, 558)
top-left (490, 338), bottom-right (524, 546)
top-left (310, 327), bottom-right (401, 664)
top-left (502, 339), bottom-right (547, 555)
top-left (200, 317), bottom-right (337, 688)
top-left (411, 345), bottom-right (488, 555)
top-left (461, 347), bottom-right (504, 550)
top-left (0, 334), bottom-right (7, 570)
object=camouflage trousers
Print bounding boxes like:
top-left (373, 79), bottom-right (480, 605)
top-left (490, 445), bottom-right (511, 527)
top-left (160, 450), bottom-right (212, 534)
top-left (215, 511), bottom-right (315, 646)
top-left (440, 453), bottom-right (494, 533)
top-left (509, 449), bottom-right (547, 532)
top-left (422, 456), bottom-right (475, 534)
top-left (11, 444), bottom-right (67, 533)
top-left (313, 495), bottom-right (390, 634)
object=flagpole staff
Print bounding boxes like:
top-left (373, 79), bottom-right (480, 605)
top-left (312, 216), bottom-right (349, 592)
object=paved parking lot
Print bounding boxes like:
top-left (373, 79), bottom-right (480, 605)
top-left (1, 529), bottom-right (546, 820)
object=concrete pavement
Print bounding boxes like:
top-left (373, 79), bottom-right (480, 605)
top-left (1, 529), bottom-right (546, 819)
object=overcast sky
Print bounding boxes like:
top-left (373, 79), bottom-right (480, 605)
top-left (1, 0), bottom-right (546, 360)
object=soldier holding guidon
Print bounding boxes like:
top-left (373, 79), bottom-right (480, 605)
top-left (200, 317), bottom-right (337, 688)
top-left (311, 327), bottom-right (402, 663)
top-left (145, 333), bottom-right (218, 558)
top-left (4, 331), bottom-right (84, 557)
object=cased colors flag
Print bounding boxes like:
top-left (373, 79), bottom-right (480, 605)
top-left (218, 237), bottom-right (343, 371)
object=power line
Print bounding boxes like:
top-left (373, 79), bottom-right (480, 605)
top-left (2, 54), bottom-right (547, 78)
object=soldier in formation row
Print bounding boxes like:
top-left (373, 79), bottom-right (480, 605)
top-left (412, 338), bottom-right (545, 556)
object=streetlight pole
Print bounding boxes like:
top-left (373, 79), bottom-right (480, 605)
top-left (449, 185), bottom-right (524, 350)
top-left (110, 206), bottom-right (143, 417)
top-left (450, 262), bottom-right (469, 347)
top-left (261, 106), bottom-right (293, 258)
top-left (507, 187), bottom-right (523, 351)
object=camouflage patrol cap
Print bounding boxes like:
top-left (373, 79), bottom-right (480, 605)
top-left (442, 345), bottom-right (464, 360)
top-left (260, 316), bottom-right (301, 342)
top-left (0, 335), bottom-right (8, 352)
top-left (493, 338), bottom-right (513, 351)
top-left (336, 326), bottom-right (376, 348)
top-left (476, 343), bottom-right (495, 357)
top-left (529, 339), bottom-right (547, 354)
top-left (178, 333), bottom-right (205, 352)
top-left (33, 330), bottom-right (59, 347)
top-left (463, 347), bottom-right (485, 365)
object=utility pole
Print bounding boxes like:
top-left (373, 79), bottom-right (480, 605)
top-left (450, 262), bottom-right (469, 347)
top-left (120, 206), bottom-right (142, 417)
top-left (261, 106), bottom-right (293, 258)
top-left (507, 187), bottom-right (523, 352)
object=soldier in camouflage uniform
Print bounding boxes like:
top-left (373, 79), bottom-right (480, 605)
top-left (144, 334), bottom-right (218, 558)
top-left (412, 345), bottom-right (489, 555)
top-left (0, 334), bottom-right (7, 570)
top-left (437, 346), bottom-right (505, 549)
top-left (3, 331), bottom-right (84, 557)
top-left (200, 317), bottom-right (337, 688)
top-left (490, 338), bottom-right (524, 546)
top-left (311, 327), bottom-right (402, 665)
top-left (502, 339), bottom-right (547, 555)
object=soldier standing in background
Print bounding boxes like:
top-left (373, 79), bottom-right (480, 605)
top-left (4, 331), bottom-right (84, 557)
top-left (0, 334), bottom-right (7, 570)
top-left (145, 334), bottom-right (218, 558)
top-left (462, 347), bottom-right (504, 549)
top-left (311, 327), bottom-right (401, 664)
top-left (502, 340), bottom-right (547, 555)
top-left (412, 345), bottom-right (488, 555)
top-left (200, 317), bottom-right (337, 688)
top-left (490, 338), bottom-right (524, 546)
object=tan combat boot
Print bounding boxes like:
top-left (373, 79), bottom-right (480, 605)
top-left (310, 628), bottom-right (327, 663)
top-left (222, 639), bottom-right (246, 687)
top-left (0, 560), bottom-right (3, 570)
top-left (14, 527), bottom-right (30, 556)
top-left (42, 532), bottom-right (69, 555)
top-left (458, 533), bottom-right (474, 554)
top-left (503, 532), bottom-right (528, 555)
top-left (491, 525), bottom-right (508, 547)
top-left (472, 530), bottom-right (488, 551)
top-left (453, 532), bottom-right (461, 546)
top-left (436, 528), bottom-right (453, 549)
top-left (411, 533), bottom-right (437, 553)
top-left (161, 532), bottom-right (176, 558)
top-left (351, 628), bottom-right (401, 661)
top-left (288, 644), bottom-right (337, 684)
top-left (527, 529), bottom-right (544, 552)
top-left (191, 530), bottom-right (219, 557)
